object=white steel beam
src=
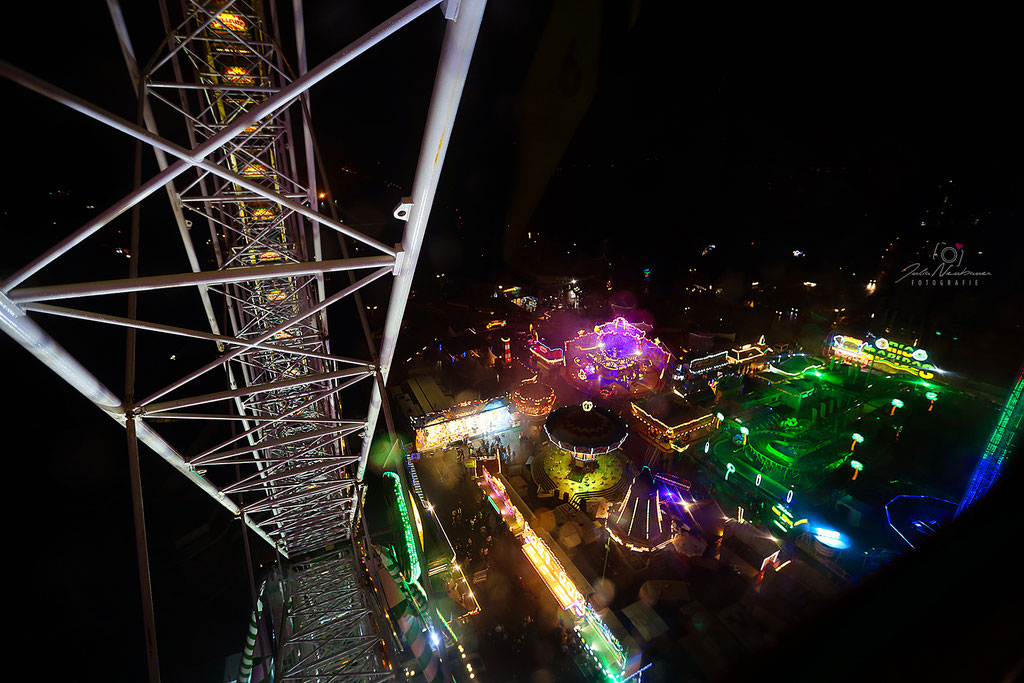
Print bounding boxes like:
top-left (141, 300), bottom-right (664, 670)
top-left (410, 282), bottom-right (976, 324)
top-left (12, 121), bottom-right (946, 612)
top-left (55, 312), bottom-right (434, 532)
top-left (358, 0), bottom-right (488, 480)
top-left (8, 255), bottom-right (392, 303)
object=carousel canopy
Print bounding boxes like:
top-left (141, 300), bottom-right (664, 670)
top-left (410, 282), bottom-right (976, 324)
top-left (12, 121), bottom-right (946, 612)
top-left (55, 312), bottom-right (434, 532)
top-left (510, 379), bottom-right (556, 417)
top-left (544, 403), bottom-right (628, 455)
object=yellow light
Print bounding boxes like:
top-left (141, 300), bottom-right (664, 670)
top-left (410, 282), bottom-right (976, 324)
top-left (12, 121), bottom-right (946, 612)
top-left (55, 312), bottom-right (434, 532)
top-left (241, 163), bottom-right (266, 178)
top-left (222, 66), bottom-right (253, 84)
top-left (211, 11), bottom-right (247, 32)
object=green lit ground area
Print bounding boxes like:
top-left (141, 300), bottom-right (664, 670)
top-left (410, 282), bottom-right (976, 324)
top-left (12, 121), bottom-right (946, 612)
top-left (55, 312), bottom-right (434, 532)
top-left (699, 353), bottom-right (997, 566)
top-left (536, 442), bottom-right (626, 501)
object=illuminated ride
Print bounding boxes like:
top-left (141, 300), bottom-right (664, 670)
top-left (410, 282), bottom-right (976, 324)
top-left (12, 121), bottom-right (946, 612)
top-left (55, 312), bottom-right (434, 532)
top-left (509, 378), bottom-right (556, 420)
top-left (829, 334), bottom-right (938, 380)
top-left (608, 467), bottom-right (674, 553)
top-left (544, 403), bottom-right (628, 465)
top-left (0, 2), bottom-right (486, 682)
top-left (742, 429), bottom-right (848, 481)
top-left (630, 394), bottom-right (714, 449)
top-left (414, 398), bottom-right (513, 451)
top-left (565, 317), bottom-right (670, 398)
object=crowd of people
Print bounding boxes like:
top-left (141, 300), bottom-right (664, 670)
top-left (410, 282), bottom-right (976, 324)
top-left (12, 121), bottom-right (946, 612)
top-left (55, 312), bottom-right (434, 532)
top-left (476, 614), bottom-right (588, 681)
top-left (457, 434), bottom-right (519, 465)
top-left (450, 504), bottom-right (495, 567)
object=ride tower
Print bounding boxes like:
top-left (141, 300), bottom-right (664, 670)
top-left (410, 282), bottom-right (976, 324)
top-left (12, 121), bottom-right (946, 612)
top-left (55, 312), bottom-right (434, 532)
top-left (0, 0), bottom-right (487, 680)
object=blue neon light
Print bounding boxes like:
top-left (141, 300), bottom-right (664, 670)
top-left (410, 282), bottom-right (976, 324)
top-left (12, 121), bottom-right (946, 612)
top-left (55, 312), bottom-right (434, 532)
top-left (885, 494), bottom-right (957, 550)
top-left (812, 527), bottom-right (850, 549)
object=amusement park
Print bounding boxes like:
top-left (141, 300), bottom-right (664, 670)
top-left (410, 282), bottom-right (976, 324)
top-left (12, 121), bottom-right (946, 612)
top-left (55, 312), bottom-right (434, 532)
top-left (377, 310), bottom-right (1021, 682)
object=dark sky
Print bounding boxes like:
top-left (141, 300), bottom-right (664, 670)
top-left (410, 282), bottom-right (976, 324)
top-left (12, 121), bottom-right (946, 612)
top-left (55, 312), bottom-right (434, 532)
top-left (2, 3), bottom-right (1022, 682)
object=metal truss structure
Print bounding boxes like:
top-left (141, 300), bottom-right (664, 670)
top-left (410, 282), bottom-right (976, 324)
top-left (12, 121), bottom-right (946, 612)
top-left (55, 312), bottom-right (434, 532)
top-left (0, 0), bottom-right (485, 680)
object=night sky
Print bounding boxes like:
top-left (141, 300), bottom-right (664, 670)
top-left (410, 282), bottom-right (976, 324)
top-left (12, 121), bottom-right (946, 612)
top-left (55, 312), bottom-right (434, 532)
top-left (2, 3), bottom-right (1022, 682)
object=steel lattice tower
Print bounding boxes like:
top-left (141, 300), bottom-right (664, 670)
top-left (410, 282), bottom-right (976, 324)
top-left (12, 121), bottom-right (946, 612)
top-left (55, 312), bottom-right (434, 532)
top-left (0, 0), bottom-right (485, 680)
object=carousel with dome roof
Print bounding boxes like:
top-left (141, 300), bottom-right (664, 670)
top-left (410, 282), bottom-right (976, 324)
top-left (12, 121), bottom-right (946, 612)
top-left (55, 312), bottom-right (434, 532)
top-left (565, 317), bottom-right (671, 399)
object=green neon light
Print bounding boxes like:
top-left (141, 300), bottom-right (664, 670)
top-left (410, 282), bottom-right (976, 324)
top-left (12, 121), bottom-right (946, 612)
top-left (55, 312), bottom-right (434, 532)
top-left (384, 471), bottom-right (421, 583)
top-left (891, 398), bottom-right (904, 408)
top-left (851, 433), bottom-right (864, 443)
top-left (926, 391), bottom-right (938, 401)
top-left (850, 460), bottom-right (863, 471)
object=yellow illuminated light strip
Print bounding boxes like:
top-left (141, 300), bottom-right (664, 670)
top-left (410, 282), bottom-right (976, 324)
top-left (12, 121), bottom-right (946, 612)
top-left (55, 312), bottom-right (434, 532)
top-left (617, 483), bottom-right (633, 521)
top-left (628, 497), bottom-right (639, 535)
top-left (632, 402), bottom-right (712, 438)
